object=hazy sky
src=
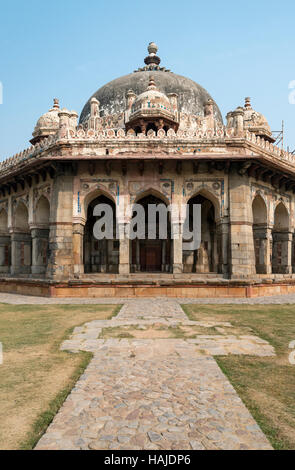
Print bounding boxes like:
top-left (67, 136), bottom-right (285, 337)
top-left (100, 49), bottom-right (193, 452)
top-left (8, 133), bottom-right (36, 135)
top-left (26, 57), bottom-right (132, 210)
top-left (0, 0), bottom-right (294, 159)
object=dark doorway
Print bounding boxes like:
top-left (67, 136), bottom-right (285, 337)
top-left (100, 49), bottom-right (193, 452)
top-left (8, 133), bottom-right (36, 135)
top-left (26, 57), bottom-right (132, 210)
top-left (131, 194), bottom-right (172, 273)
top-left (84, 195), bottom-right (119, 273)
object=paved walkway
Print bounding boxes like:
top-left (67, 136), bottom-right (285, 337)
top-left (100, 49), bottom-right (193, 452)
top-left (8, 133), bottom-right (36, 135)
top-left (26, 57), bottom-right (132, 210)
top-left (1, 291), bottom-right (295, 304)
top-left (35, 300), bottom-right (274, 450)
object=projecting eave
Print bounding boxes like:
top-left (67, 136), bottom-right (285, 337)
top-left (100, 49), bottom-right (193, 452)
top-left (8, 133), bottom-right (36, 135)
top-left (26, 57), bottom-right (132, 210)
top-left (0, 133), bottom-right (295, 194)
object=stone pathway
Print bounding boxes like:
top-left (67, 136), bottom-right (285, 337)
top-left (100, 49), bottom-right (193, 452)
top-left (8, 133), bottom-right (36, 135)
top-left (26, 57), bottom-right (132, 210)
top-left (60, 299), bottom-right (275, 357)
top-left (35, 300), bottom-right (274, 450)
top-left (117, 299), bottom-right (187, 320)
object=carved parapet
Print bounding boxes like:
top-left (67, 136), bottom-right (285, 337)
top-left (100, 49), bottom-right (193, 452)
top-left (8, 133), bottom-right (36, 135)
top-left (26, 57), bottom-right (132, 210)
top-left (1, 123), bottom-right (295, 175)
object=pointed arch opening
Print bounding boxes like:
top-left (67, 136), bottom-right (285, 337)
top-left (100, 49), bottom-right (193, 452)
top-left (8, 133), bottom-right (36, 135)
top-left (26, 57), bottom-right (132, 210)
top-left (252, 195), bottom-right (268, 274)
top-left (183, 194), bottom-right (219, 273)
top-left (272, 202), bottom-right (290, 274)
top-left (11, 202), bottom-right (31, 275)
top-left (0, 209), bottom-right (8, 235)
top-left (35, 196), bottom-right (50, 226)
top-left (0, 209), bottom-right (10, 273)
top-left (84, 194), bottom-right (119, 273)
top-left (14, 202), bottom-right (29, 232)
top-left (31, 196), bottom-right (50, 275)
top-left (131, 193), bottom-right (172, 273)
top-left (274, 202), bottom-right (289, 231)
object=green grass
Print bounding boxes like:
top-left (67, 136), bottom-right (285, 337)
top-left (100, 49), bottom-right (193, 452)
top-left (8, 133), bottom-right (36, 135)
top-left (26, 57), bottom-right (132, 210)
top-left (20, 350), bottom-right (93, 450)
top-left (0, 303), bottom-right (122, 450)
top-left (182, 304), bottom-right (295, 450)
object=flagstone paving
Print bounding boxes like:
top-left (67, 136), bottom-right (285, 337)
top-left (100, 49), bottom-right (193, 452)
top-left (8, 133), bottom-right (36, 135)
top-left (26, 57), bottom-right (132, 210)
top-left (35, 299), bottom-right (274, 450)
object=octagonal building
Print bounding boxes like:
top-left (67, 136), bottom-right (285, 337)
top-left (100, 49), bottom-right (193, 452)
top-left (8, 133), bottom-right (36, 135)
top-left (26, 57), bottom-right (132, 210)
top-left (0, 43), bottom-right (294, 299)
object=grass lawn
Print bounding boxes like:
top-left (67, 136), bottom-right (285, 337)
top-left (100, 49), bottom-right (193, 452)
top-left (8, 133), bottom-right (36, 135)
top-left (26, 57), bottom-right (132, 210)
top-left (182, 304), bottom-right (295, 450)
top-left (0, 303), bottom-right (121, 450)
top-left (100, 323), bottom-right (222, 339)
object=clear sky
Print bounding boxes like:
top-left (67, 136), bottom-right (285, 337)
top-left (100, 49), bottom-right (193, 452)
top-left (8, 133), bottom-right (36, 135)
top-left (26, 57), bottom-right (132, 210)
top-left (0, 0), bottom-right (294, 160)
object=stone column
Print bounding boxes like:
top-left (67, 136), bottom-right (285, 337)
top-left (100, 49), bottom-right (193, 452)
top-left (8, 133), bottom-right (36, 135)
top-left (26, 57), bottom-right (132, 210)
top-left (47, 163), bottom-right (74, 280)
top-left (72, 223), bottom-right (84, 276)
top-left (265, 227), bottom-right (272, 274)
top-left (119, 223), bottom-right (130, 275)
top-left (162, 240), bottom-right (166, 272)
top-left (272, 231), bottom-right (292, 274)
top-left (31, 228), bottom-right (49, 275)
top-left (136, 239), bottom-right (140, 272)
top-left (253, 225), bottom-right (272, 274)
top-left (172, 222), bottom-right (183, 274)
top-left (0, 235), bottom-right (10, 274)
top-left (217, 218), bottom-right (229, 275)
top-left (101, 239), bottom-right (107, 273)
top-left (229, 169), bottom-right (256, 278)
top-left (10, 232), bottom-right (32, 275)
top-left (283, 232), bottom-right (292, 274)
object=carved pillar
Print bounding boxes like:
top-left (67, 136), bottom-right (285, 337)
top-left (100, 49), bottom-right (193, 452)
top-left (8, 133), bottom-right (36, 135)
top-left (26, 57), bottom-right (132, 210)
top-left (136, 239), bottom-right (140, 271)
top-left (162, 240), bottom-right (166, 272)
top-left (283, 232), bottom-right (292, 274)
top-left (172, 222), bottom-right (183, 274)
top-left (253, 225), bottom-right (272, 274)
top-left (139, 120), bottom-right (147, 135)
top-left (265, 227), bottom-right (272, 274)
top-left (119, 223), bottom-right (130, 275)
top-left (217, 218), bottom-right (229, 275)
top-left (31, 228), bottom-right (49, 275)
top-left (73, 223), bottom-right (84, 276)
top-left (100, 239), bottom-right (107, 273)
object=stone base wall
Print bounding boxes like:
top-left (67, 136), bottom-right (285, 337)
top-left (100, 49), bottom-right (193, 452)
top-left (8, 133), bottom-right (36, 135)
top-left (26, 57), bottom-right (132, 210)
top-left (1, 278), bottom-right (295, 298)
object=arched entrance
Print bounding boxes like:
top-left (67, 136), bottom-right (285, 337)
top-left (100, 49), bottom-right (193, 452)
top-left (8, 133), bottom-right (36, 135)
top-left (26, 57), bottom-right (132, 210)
top-left (31, 196), bottom-right (50, 275)
top-left (0, 209), bottom-right (10, 273)
top-left (272, 202), bottom-right (291, 274)
top-left (183, 194), bottom-right (219, 273)
top-left (252, 195), bottom-right (268, 274)
top-left (83, 195), bottom-right (119, 273)
top-left (131, 194), bottom-right (172, 273)
top-left (11, 202), bottom-right (31, 275)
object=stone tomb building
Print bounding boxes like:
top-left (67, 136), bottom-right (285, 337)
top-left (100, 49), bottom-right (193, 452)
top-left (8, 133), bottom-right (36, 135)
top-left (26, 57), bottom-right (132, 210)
top-left (0, 43), bottom-right (294, 298)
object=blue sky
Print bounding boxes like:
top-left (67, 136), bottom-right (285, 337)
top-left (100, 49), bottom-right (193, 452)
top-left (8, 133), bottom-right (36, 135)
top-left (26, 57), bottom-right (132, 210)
top-left (0, 0), bottom-right (294, 159)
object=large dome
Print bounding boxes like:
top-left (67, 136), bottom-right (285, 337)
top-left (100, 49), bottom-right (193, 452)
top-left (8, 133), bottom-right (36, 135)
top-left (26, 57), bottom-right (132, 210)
top-left (79, 43), bottom-right (223, 125)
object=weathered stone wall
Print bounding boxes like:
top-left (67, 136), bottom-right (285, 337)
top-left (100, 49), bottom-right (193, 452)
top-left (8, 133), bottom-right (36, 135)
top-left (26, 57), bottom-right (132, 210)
top-left (228, 167), bottom-right (256, 278)
top-left (47, 164), bottom-right (74, 280)
top-left (0, 159), bottom-right (294, 281)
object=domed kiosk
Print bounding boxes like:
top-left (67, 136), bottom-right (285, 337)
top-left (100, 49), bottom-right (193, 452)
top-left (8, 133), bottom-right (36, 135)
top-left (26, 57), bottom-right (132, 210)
top-left (30, 99), bottom-right (61, 145)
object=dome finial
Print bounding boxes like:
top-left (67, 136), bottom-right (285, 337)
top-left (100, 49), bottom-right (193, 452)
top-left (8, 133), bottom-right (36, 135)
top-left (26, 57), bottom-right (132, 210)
top-left (53, 98), bottom-right (60, 110)
top-left (245, 97), bottom-right (252, 109)
top-left (148, 42), bottom-right (158, 55)
top-left (144, 42), bottom-right (161, 66)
